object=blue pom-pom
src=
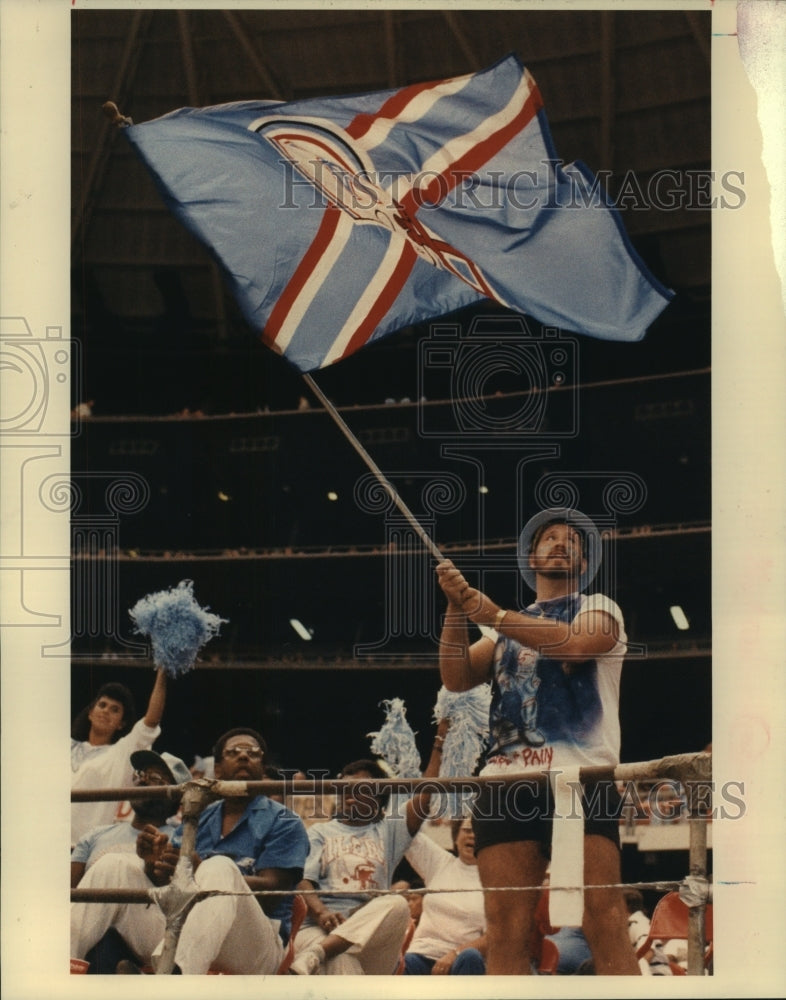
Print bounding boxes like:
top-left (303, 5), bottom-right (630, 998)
top-left (367, 698), bottom-right (422, 779)
top-left (129, 580), bottom-right (227, 678)
top-left (433, 685), bottom-right (492, 819)
top-left (433, 684), bottom-right (491, 736)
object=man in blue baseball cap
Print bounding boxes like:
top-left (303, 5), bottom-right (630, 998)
top-left (70, 748), bottom-right (191, 973)
top-left (436, 508), bottom-right (639, 976)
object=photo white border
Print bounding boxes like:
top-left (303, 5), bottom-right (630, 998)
top-left (1, 1), bottom-right (784, 997)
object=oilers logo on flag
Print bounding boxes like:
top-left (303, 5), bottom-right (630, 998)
top-left (251, 116), bottom-right (499, 298)
top-left (125, 54), bottom-right (674, 370)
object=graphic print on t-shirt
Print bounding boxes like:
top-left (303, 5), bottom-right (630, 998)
top-left (320, 831), bottom-right (386, 891)
top-left (486, 594), bottom-right (602, 758)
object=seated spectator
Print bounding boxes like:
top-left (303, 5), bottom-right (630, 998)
top-left (261, 764), bottom-right (337, 826)
top-left (649, 780), bottom-right (687, 824)
top-left (568, 887), bottom-right (655, 976)
top-left (393, 876), bottom-right (425, 928)
top-left (402, 817), bottom-right (486, 975)
top-left (290, 721), bottom-right (448, 975)
top-left (71, 750), bottom-right (191, 974)
top-left (291, 770), bottom-right (336, 827)
top-left (624, 888), bottom-right (652, 957)
top-left (71, 727), bottom-right (309, 975)
top-left (189, 754), bottom-right (214, 779)
top-left (71, 750), bottom-right (190, 888)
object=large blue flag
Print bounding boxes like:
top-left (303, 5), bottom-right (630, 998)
top-left (124, 54), bottom-right (673, 372)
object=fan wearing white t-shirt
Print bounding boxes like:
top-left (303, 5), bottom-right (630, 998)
top-left (402, 819), bottom-right (486, 975)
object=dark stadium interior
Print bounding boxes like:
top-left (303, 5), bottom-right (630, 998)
top-left (70, 7), bottom-right (711, 806)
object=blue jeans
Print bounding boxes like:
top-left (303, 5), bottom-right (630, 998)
top-left (546, 927), bottom-right (592, 975)
top-left (403, 948), bottom-right (486, 975)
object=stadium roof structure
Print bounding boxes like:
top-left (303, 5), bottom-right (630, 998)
top-left (72, 6), bottom-right (711, 406)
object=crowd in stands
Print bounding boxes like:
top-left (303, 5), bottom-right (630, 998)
top-left (70, 679), bottom-right (703, 977)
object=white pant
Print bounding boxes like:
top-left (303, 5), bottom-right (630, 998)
top-left (71, 854), bottom-right (165, 964)
top-left (168, 855), bottom-right (284, 974)
top-left (72, 853), bottom-right (284, 975)
top-left (295, 895), bottom-right (410, 975)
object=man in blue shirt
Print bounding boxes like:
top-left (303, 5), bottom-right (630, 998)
top-left (139, 727), bottom-right (310, 974)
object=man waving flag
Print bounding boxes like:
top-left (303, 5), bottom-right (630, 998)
top-left (123, 54), bottom-right (673, 372)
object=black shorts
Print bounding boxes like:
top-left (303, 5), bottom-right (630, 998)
top-left (471, 777), bottom-right (622, 857)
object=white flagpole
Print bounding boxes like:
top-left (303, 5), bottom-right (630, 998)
top-left (302, 372), bottom-right (445, 563)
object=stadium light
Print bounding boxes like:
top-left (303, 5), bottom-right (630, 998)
top-left (289, 618), bottom-right (313, 640)
top-left (669, 605), bottom-right (690, 630)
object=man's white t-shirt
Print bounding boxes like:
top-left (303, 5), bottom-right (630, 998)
top-left (481, 591), bottom-right (627, 775)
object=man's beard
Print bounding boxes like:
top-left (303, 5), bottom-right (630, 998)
top-left (538, 566), bottom-right (579, 581)
top-left (133, 798), bottom-right (175, 825)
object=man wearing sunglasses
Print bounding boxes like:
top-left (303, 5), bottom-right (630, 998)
top-left (70, 749), bottom-right (192, 972)
top-left (135, 727), bottom-right (309, 975)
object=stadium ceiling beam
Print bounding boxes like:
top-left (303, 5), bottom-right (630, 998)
top-left (78, 521), bottom-right (712, 565)
top-left (222, 9), bottom-right (285, 100)
top-left (72, 640), bottom-right (712, 670)
top-left (384, 11), bottom-right (398, 89)
top-left (178, 10), bottom-right (228, 340)
top-left (71, 9), bottom-right (150, 255)
top-left (441, 11), bottom-right (482, 72)
top-left (599, 10), bottom-right (616, 175)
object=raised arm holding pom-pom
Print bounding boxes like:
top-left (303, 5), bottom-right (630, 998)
top-left (70, 668), bottom-right (168, 847)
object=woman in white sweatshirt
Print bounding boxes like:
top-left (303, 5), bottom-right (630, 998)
top-left (70, 670), bottom-right (167, 846)
top-left (402, 817), bottom-right (487, 975)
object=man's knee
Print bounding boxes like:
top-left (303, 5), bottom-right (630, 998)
top-left (80, 853), bottom-right (145, 887)
top-left (484, 889), bottom-right (538, 962)
top-left (484, 882), bottom-right (536, 924)
top-left (370, 893), bottom-right (410, 938)
top-left (386, 893), bottom-right (410, 927)
top-left (583, 891), bottom-right (629, 936)
top-left (194, 854), bottom-right (244, 889)
top-left (452, 947), bottom-right (486, 975)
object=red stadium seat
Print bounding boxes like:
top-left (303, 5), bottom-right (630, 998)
top-left (537, 937), bottom-right (560, 975)
top-left (276, 894), bottom-right (309, 974)
top-left (636, 891), bottom-right (713, 970)
top-left (393, 917), bottom-right (417, 974)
